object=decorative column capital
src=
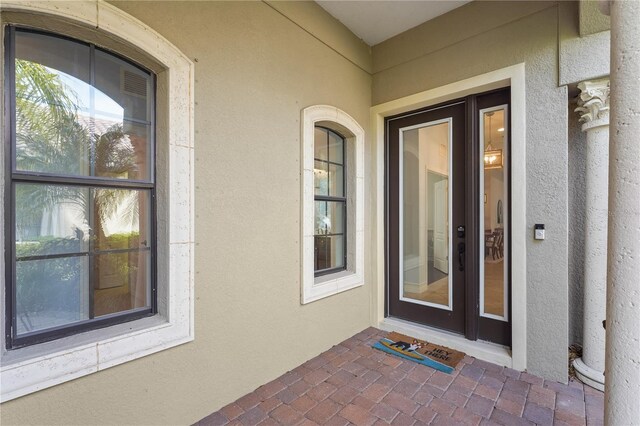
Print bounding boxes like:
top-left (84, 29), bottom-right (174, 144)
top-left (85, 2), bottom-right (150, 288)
top-left (575, 78), bottom-right (610, 124)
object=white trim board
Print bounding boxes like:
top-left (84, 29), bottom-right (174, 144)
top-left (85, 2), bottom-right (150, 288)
top-left (370, 63), bottom-right (527, 372)
top-left (300, 105), bottom-right (365, 304)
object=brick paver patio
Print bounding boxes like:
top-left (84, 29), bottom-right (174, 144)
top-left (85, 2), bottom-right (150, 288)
top-left (197, 328), bottom-right (604, 425)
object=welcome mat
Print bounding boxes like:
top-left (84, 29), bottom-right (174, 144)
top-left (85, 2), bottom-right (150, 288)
top-left (373, 332), bottom-right (465, 374)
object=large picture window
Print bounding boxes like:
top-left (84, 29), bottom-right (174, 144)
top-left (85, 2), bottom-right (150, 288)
top-left (5, 27), bottom-right (156, 348)
top-left (314, 127), bottom-right (347, 275)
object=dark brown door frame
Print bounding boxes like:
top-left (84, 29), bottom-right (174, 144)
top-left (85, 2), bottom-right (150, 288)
top-left (476, 88), bottom-right (512, 346)
top-left (465, 95), bottom-right (480, 340)
top-left (384, 88), bottom-right (512, 347)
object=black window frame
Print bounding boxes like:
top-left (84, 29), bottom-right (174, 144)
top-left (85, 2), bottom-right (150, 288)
top-left (313, 126), bottom-right (347, 277)
top-left (4, 26), bottom-right (158, 349)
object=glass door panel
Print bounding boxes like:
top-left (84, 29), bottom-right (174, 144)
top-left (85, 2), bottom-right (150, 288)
top-left (400, 120), bottom-right (452, 310)
top-left (387, 89), bottom-right (510, 344)
top-left (480, 106), bottom-right (509, 321)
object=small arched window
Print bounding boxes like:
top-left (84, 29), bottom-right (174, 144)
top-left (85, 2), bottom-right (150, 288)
top-left (301, 106), bottom-right (365, 303)
top-left (313, 126), bottom-right (347, 275)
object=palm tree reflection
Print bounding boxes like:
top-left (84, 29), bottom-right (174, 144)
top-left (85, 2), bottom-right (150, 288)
top-left (14, 59), bottom-right (149, 332)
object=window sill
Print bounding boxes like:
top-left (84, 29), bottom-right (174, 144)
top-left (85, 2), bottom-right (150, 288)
top-left (303, 270), bottom-right (364, 304)
top-left (0, 314), bottom-right (192, 403)
top-left (315, 269), bottom-right (355, 285)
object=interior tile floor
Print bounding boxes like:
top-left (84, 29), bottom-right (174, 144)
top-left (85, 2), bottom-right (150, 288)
top-left (403, 259), bottom-right (505, 316)
top-left (482, 260), bottom-right (504, 317)
top-left (197, 328), bottom-right (603, 426)
top-left (404, 277), bottom-right (449, 306)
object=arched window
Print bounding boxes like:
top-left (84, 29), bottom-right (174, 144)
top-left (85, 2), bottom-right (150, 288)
top-left (301, 106), bottom-right (365, 303)
top-left (313, 126), bottom-right (347, 275)
top-left (7, 27), bottom-right (156, 347)
top-left (1, 2), bottom-right (194, 402)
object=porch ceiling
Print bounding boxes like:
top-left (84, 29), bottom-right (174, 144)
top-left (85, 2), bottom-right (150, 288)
top-left (315, 0), bottom-right (472, 46)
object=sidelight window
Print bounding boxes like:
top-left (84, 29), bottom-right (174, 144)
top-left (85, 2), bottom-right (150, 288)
top-left (479, 105), bottom-right (509, 322)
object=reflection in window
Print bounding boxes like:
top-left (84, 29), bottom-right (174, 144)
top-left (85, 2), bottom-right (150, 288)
top-left (401, 122), bottom-right (451, 309)
top-left (314, 127), bottom-right (346, 275)
top-left (8, 28), bottom-right (155, 346)
top-left (14, 30), bottom-right (152, 181)
top-left (481, 107), bottom-right (508, 321)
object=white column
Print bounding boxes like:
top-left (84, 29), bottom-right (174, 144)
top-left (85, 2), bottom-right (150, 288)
top-left (605, 0), bottom-right (640, 424)
top-left (573, 79), bottom-right (610, 392)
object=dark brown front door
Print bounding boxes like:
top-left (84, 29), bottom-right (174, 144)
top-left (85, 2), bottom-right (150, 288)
top-left (386, 89), bottom-right (512, 346)
top-left (387, 101), bottom-right (467, 335)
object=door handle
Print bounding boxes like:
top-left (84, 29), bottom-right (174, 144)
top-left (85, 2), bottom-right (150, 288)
top-left (457, 242), bottom-right (466, 272)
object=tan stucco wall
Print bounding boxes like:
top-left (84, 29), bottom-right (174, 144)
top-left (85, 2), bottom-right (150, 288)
top-left (1, 1), bottom-right (602, 423)
top-left (372, 1), bottom-right (570, 382)
top-left (0, 2), bottom-right (372, 424)
top-left (579, 0), bottom-right (610, 36)
top-left (264, 1), bottom-right (371, 73)
top-left (559, 1), bottom-right (609, 86)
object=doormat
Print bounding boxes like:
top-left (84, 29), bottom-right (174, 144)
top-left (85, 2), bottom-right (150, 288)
top-left (373, 332), bottom-right (465, 374)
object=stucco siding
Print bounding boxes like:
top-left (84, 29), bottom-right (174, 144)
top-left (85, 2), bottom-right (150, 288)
top-left (0, 0), bottom-right (605, 423)
top-left (371, 2), bottom-right (570, 382)
top-left (0, 1), bottom-right (372, 424)
top-left (559, 1), bottom-right (610, 86)
top-left (568, 102), bottom-right (587, 347)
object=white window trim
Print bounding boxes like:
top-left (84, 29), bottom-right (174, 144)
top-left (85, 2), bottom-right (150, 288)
top-left (0, 1), bottom-right (195, 402)
top-left (301, 106), bottom-right (364, 304)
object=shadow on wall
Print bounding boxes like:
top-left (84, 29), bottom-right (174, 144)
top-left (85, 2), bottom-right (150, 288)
top-left (568, 99), bottom-right (587, 346)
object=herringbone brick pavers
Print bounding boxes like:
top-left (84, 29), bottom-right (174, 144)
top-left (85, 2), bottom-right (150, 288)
top-left (197, 328), bottom-right (603, 425)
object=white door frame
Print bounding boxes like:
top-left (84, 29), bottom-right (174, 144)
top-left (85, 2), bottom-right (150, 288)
top-left (370, 63), bottom-right (527, 371)
top-left (433, 179), bottom-right (449, 274)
